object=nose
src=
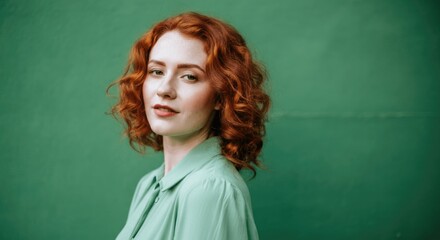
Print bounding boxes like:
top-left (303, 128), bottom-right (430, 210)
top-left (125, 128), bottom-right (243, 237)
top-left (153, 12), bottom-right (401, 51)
top-left (156, 74), bottom-right (177, 99)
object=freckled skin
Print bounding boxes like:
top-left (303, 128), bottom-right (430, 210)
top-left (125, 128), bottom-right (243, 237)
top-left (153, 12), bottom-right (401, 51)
top-left (143, 31), bottom-right (217, 143)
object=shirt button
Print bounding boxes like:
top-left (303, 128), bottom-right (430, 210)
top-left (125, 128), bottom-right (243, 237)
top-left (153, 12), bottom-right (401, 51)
top-left (154, 197), bottom-right (159, 203)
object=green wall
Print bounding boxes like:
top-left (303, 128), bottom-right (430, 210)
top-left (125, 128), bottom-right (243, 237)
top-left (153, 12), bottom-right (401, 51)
top-left (1, 0), bottom-right (439, 239)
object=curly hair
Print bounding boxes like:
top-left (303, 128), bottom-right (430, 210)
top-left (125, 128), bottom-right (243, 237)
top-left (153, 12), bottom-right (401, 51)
top-left (106, 12), bottom-right (270, 176)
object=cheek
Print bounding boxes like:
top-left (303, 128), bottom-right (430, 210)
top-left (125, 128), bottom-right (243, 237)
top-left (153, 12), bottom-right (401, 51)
top-left (142, 79), bottom-right (154, 102)
top-left (184, 88), bottom-right (216, 112)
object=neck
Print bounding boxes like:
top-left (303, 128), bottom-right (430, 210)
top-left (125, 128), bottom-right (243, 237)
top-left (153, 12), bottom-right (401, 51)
top-left (162, 131), bottom-right (210, 175)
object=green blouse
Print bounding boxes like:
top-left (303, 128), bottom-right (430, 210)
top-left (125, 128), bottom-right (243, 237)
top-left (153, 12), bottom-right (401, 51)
top-left (116, 137), bottom-right (259, 240)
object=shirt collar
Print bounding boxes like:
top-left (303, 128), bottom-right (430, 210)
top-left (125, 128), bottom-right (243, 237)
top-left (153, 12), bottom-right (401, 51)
top-left (157, 137), bottom-right (221, 192)
top-left (151, 164), bottom-right (164, 186)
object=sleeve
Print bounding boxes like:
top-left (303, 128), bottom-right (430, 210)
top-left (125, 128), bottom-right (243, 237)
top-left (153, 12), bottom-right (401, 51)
top-left (174, 178), bottom-right (254, 240)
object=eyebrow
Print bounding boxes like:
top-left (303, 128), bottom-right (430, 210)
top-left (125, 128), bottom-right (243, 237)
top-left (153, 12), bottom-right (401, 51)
top-left (148, 60), bottom-right (206, 73)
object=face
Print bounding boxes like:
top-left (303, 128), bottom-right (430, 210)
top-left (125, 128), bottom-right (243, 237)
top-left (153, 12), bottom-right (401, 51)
top-left (143, 30), bottom-right (218, 142)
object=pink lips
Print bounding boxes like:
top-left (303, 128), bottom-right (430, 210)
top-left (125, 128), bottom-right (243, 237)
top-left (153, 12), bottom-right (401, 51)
top-left (153, 104), bottom-right (178, 117)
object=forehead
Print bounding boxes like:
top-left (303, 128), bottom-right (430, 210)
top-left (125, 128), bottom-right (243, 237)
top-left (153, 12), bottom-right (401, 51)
top-left (149, 31), bottom-right (207, 67)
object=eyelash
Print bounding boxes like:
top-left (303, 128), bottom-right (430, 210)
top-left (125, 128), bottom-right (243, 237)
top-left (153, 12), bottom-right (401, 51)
top-left (148, 69), bottom-right (198, 81)
top-left (182, 74), bottom-right (198, 81)
top-left (148, 69), bottom-right (163, 76)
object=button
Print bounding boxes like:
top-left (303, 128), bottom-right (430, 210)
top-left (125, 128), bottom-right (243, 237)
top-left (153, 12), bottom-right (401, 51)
top-left (154, 197), bottom-right (159, 203)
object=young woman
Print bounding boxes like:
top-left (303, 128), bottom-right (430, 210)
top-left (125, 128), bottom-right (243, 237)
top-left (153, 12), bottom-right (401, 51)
top-left (107, 12), bottom-right (270, 240)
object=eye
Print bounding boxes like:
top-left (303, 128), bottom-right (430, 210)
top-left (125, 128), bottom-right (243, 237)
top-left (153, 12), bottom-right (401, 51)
top-left (148, 69), bottom-right (164, 76)
top-left (182, 74), bottom-right (198, 81)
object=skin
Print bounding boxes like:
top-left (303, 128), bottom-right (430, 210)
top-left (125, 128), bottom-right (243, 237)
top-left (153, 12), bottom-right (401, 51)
top-left (143, 30), bottom-right (219, 175)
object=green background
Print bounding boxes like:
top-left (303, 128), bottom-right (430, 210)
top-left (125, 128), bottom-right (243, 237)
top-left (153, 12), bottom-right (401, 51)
top-left (1, 0), bottom-right (439, 239)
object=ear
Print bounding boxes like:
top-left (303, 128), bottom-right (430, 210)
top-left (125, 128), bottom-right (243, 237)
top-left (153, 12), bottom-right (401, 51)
top-left (214, 96), bottom-right (221, 110)
top-left (214, 102), bottom-right (221, 110)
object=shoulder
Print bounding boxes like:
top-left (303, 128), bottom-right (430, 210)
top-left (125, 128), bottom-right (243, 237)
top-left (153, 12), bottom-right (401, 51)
top-left (173, 156), bottom-right (259, 239)
top-left (178, 155), bottom-right (251, 205)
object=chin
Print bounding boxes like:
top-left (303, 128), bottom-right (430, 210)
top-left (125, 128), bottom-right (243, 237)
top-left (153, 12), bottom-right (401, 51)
top-left (150, 124), bottom-right (181, 136)
top-left (150, 126), bottom-right (171, 136)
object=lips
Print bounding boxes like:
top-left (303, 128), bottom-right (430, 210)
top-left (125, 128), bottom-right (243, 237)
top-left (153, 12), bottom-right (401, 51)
top-left (152, 104), bottom-right (178, 117)
top-left (153, 104), bottom-right (178, 112)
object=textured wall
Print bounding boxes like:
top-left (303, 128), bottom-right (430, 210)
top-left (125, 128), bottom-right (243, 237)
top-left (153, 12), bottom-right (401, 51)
top-left (1, 0), bottom-right (439, 239)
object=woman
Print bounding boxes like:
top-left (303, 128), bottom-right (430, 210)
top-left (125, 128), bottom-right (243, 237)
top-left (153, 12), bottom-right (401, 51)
top-left (107, 12), bottom-right (270, 240)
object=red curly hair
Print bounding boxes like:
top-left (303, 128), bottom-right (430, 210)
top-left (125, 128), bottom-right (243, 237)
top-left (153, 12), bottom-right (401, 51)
top-left (106, 12), bottom-right (270, 176)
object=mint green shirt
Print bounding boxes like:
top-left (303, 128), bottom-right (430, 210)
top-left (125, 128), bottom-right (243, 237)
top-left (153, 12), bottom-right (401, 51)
top-left (116, 137), bottom-right (259, 240)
